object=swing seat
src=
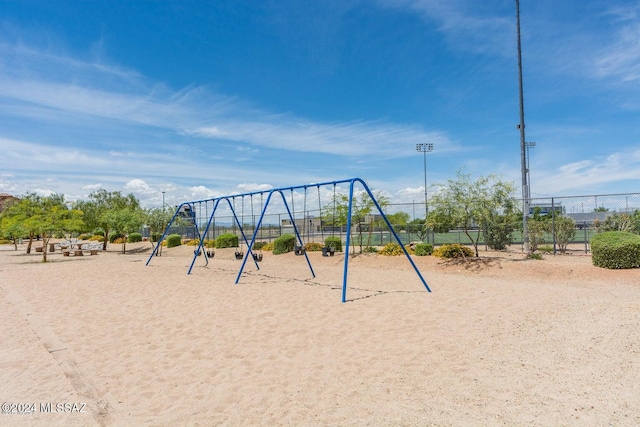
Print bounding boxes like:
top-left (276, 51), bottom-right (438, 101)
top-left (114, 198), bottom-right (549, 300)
top-left (294, 245), bottom-right (306, 256)
top-left (194, 249), bottom-right (202, 256)
top-left (235, 251), bottom-right (244, 260)
top-left (253, 253), bottom-right (263, 262)
top-left (206, 250), bottom-right (215, 258)
top-left (322, 246), bottom-right (335, 257)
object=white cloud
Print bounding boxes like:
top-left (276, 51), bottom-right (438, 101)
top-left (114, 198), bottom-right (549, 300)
top-left (237, 183), bottom-right (274, 192)
top-left (125, 179), bottom-right (155, 194)
top-left (82, 183), bottom-right (103, 190)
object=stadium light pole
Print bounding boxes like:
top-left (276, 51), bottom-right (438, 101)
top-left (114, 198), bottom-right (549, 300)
top-left (516, 0), bottom-right (530, 252)
top-left (525, 141), bottom-right (536, 200)
top-left (416, 143), bottom-right (434, 243)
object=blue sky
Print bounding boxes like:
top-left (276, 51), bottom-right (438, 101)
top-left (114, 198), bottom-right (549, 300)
top-left (1, 0), bottom-right (639, 210)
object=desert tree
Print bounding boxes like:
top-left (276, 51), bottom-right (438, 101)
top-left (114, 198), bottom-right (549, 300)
top-left (144, 207), bottom-right (174, 256)
top-left (75, 189), bottom-right (140, 250)
top-left (3, 193), bottom-right (83, 261)
top-left (323, 190), bottom-right (389, 253)
top-left (427, 171), bottom-right (516, 257)
top-left (104, 205), bottom-right (145, 254)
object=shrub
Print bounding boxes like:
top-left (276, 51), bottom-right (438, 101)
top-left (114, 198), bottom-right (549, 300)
top-left (324, 236), bottom-right (342, 252)
top-left (553, 216), bottom-right (576, 254)
top-left (109, 233), bottom-right (124, 243)
top-left (93, 230), bottom-right (105, 236)
top-left (89, 235), bottom-right (105, 242)
top-left (166, 234), bottom-right (182, 248)
top-left (379, 243), bottom-right (404, 256)
top-left (273, 234), bottom-right (296, 255)
top-left (78, 233), bottom-right (92, 240)
top-left (215, 233), bottom-right (239, 248)
top-left (0, 239), bottom-right (11, 244)
top-left (253, 241), bottom-right (267, 250)
top-left (305, 242), bottom-right (324, 252)
top-left (128, 232), bottom-right (142, 243)
top-left (433, 244), bottom-right (474, 258)
top-left (363, 246), bottom-right (378, 253)
top-left (414, 243), bottom-right (433, 256)
top-left (591, 231), bottom-right (640, 269)
top-left (527, 220), bottom-right (549, 253)
top-left (113, 237), bottom-right (127, 244)
top-left (484, 215), bottom-right (515, 250)
top-left (262, 242), bottom-right (274, 251)
top-left (527, 252), bottom-right (544, 260)
top-left (203, 239), bottom-right (215, 248)
top-left (151, 232), bottom-right (161, 242)
top-left (594, 213), bottom-right (636, 233)
top-left (539, 245), bottom-right (553, 254)
top-left (185, 239), bottom-right (200, 246)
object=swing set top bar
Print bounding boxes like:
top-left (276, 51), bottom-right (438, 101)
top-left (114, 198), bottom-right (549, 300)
top-left (179, 178), bottom-right (358, 205)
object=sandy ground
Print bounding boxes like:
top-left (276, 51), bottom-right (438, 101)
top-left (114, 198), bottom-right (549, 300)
top-left (0, 240), bottom-right (639, 426)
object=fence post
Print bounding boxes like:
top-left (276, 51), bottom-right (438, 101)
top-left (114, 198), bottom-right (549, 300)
top-left (551, 197), bottom-right (557, 255)
top-left (584, 227), bottom-right (588, 254)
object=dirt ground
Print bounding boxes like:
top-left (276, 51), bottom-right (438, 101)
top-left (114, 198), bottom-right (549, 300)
top-left (1, 241), bottom-right (639, 426)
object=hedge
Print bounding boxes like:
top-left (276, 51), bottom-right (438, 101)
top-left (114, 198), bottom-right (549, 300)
top-left (591, 231), bottom-right (640, 269)
top-left (128, 232), bottom-right (142, 243)
top-left (215, 233), bottom-right (239, 248)
top-left (166, 234), bottom-right (182, 248)
top-left (433, 244), bottom-right (474, 258)
top-left (324, 236), bottom-right (342, 252)
top-left (273, 234), bottom-right (296, 255)
top-left (414, 243), bottom-right (433, 256)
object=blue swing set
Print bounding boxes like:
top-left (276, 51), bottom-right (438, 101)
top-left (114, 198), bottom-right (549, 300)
top-left (146, 177), bottom-right (430, 302)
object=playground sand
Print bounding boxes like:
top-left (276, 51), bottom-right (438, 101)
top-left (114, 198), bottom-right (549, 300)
top-left (1, 242), bottom-right (639, 426)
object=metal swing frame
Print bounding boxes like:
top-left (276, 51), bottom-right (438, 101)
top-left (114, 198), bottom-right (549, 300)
top-left (146, 177), bottom-right (430, 302)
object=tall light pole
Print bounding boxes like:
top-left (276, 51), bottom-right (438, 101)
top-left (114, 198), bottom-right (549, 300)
top-left (416, 143), bottom-right (434, 242)
top-left (162, 191), bottom-right (165, 210)
top-left (525, 141), bottom-right (536, 200)
top-left (516, 0), bottom-right (530, 252)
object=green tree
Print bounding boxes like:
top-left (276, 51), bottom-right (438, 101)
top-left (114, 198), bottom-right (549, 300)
top-left (105, 206), bottom-right (144, 254)
top-left (3, 193), bottom-right (41, 253)
top-left (553, 216), bottom-right (576, 254)
top-left (3, 193), bottom-right (83, 261)
top-left (322, 190), bottom-right (389, 253)
top-left (427, 171), bottom-right (516, 257)
top-left (75, 189), bottom-right (140, 250)
top-left (144, 207), bottom-right (174, 256)
top-left (0, 215), bottom-right (28, 250)
top-left (407, 218), bottom-right (429, 243)
top-left (385, 212), bottom-right (410, 232)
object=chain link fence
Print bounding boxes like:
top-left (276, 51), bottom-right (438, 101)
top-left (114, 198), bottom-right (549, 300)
top-left (149, 192), bottom-right (640, 254)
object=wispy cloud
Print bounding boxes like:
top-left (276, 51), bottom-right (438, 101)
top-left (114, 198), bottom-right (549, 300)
top-left (376, 0), bottom-right (513, 55)
top-left (594, 3), bottom-right (640, 83)
top-left (0, 36), bottom-right (456, 160)
top-left (533, 148), bottom-right (640, 195)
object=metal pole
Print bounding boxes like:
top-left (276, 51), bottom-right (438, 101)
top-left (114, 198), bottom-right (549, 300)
top-left (516, 0), bottom-right (529, 252)
top-left (525, 141), bottom-right (536, 200)
top-left (416, 143), bottom-right (434, 244)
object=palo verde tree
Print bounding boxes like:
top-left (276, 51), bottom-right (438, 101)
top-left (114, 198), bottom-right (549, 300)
top-left (407, 218), bottom-right (429, 243)
top-left (427, 171), bottom-right (516, 257)
top-left (2, 193), bottom-right (83, 261)
top-left (144, 207), bottom-right (174, 256)
top-left (0, 213), bottom-right (28, 251)
top-left (105, 205), bottom-right (145, 254)
top-left (2, 193), bottom-right (41, 253)
top-left (75, 189), bottom-right (141, 250)
top-left (322, 190), bottom-right (389, 253)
